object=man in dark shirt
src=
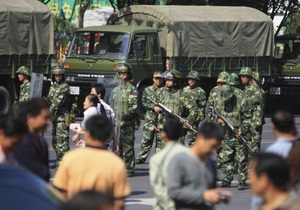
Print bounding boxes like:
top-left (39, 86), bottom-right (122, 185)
top-left (13, 99), bottom-right (51, 181)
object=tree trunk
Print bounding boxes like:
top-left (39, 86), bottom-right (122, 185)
top-left (78, 0), bottom-right (91, 29)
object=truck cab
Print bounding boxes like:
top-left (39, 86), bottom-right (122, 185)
top-left (64, 25), bottom-right (163, 115)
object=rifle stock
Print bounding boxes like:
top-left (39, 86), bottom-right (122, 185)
top-left (148, 97), bottom-right (197, 134)
top-left (212, 108), bottom-right (254, 153)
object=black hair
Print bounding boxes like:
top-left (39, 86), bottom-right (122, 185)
top-left (271, 110), bottom-right (296, 135)
top-left (198, 121), bottom-right (224, 141)
top-left (86, 115), bottom-right (113, 142)
top-left (163, 118), bottom-right (182, 141)
top-left (61, 190), bottom-right (114, 210)
top-left (86, 94), bottom-right (99, 107)
top-left (91, 83), bottom-right (106, 99)
top-left (0, 114), bottom-right (27, 137)
top-left (253, 153), bottom-right (289, 190)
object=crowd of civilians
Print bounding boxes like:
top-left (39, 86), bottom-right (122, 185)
top-left (0, 94), bottom-right (300, 210)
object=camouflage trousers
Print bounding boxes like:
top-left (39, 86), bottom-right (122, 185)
top-left (118, 125), bottom-right (135, 176)
top-left (243, 125), bottom-right (261, 167)
top-left (136, 121), bottom-right (162, 163)
top-left (186, 122), bottom-right (200, 146)
top-left (219, 137), bottom-right (248, 184)
top-left (52, 116), bottom-right (70, 165)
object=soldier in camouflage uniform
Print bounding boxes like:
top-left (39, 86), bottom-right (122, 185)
top-left (181, 70), bottom-right (206, 146)
top-left (239, 67), bottom-right (262, 167)
top-left (216, 85), bottom-right (247, 190)
top-left (154, 70), bottom-right (198, 146)
top-left (252, 72), bottom-right (266, 150)
top-left (17, 66), bottom-right (31, 102)
top-left (47, 66), bottom-right (70, 168)
top-left (205, 72), bottom-right (229, 168)
top-left (205, 72), bottom-right (229, 121)
top-left (136, 71), bottom-right (164, 164)
top-left (109, 63), bottom-right (138, 176)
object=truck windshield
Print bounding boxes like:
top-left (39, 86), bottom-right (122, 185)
top-left (275, 40), bottom-right (300, 60)
top-left (69, 32), bottom-right (130, 60)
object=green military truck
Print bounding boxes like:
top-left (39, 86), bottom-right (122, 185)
top-left (0, 0), bottom-right (54, 113)
top-left (64, 5), bottom-right (274, 115)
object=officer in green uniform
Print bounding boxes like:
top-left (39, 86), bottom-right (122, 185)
top-left (154, 70), bottom-right (198, 146)
top-left (205, 72), bottom-right (229, 121)
top-left (136, 71), bottom-right (164, 164)
top-left (239, 67), bottom-right (262, 170)
top-left (252, 72), bottom-right (266, 150)
top-left (109, 63), bottom-right (138, 176)
top-left (206, 71), bottom-right (229, 168)
top-left (16, 66), bottom-right (31, 103)
top-left (181, 70), bottom-right (206, 146)
top-left (47, 66), bottom-right (70, 168)
top-left (216, 85), bottom-right (247, 190)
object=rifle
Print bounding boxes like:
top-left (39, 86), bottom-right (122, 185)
top-left (212, 108), bottom-right (254, 153)
top-left (147, 97), bottom-right (197, 134)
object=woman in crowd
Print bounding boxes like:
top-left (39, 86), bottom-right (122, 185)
top-left (287, 140), bottom-right (300, 197)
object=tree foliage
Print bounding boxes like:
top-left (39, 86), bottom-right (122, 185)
top-left (53, 15), bottom-right (78, 33)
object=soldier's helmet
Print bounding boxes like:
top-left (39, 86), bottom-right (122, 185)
top-left (116, 62), bottom-right (132, 73)
top-left (51, 66), bottom-right (66, 75)
top-left (217, 72), bottom-right (229, 83)
top-left (165, 70), bottom-right (182, 80)
top-left (252, 72), bottom-right (261, 83)
top-left (186, 70), bottom-right (200, 81)
top-left (239, 67), bottom-right (253, 77)
top-left (227, 73), bottom-right (239, 86)
top-left (16, 66), bottom-right (31, 76)
top-left (220, 84), bottom-right (234, 101)
top-left (153, 71), bottom-right (163, 78)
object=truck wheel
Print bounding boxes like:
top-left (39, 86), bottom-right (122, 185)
top-left (0, 86), bottom-right (12, 114)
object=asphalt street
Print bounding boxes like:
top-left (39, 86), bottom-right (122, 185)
top-left (46, 117), bottom-right (300, 210)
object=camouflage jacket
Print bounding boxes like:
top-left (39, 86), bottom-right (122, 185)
top-left (252, 83), bottom-right (266, 126)
top-left (19, 81), bottom-right (31, 102)
top-left (109, 82), bottom-right (138, 126)
top-left (47, 82), bottom-right (70, 120)
top-left (142, 84), bottom-right (161, 123)
top-left (181, 85), bottom-right (206, 123)
top-left (205, 86), bottom-right (221, 120)
top-left (156, 87), bottom-right (198, 129)
top-left (241, 81), bottom-right (261, 125)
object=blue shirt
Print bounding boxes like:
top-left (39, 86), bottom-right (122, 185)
top-left (265, 137), bottom-right (294, 158)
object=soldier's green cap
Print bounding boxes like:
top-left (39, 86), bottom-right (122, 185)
top-left (16, 66), bottom-right (31, 76)
top-left (186, 70), bottom-right (200, 81)
top-left (239, 67), bottom-right (252, 77)
top-left (220, 84), bottom-right (234, 101)
top-left (165, 70), bottom-right (182, 80)
top-left (252, 72), bottom-right (261, 83)
top-left (116, 62), bottom-right (132, 73)
top-left (51, 66), bottom-right (65, 75)
top-left (217, 72), bottom-right (229, 83)
top-left (153, 71), bottom-right (162, 78)
top-left (227, 73), bottom-right (239, 86)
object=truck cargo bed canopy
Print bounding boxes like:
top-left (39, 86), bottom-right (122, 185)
top-left (0, 0), bottom-right (54, 55)
top-left (108, 5), bottom-right (274, 58)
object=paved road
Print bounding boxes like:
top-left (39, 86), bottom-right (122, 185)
top-left (46, 117), bottom-right (300, 210)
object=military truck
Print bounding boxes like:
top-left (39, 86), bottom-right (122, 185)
top-left (0, 0), bottom-right (54, 113)
top-left (64, 5), bottom-right (274, 115)
top-left (267, 33), bottom-right (300, 112)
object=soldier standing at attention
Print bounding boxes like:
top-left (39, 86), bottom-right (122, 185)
top-left (47, 66), bottom-right (70, 169)
top-left (205, 72), bottom-right (229, 121)
top-left (239, 67), bottom-right (261, 164)
top-left (181, 70), bottom-right (206, 146)
top-left (154, 70), bottom-right (198, 146)
top-left (16, 66), bottom-right (31, 102)
top-left (109, 63), bottom-right (138, 177)
top-left (216, 85), bottom-right (247, 190)
top-left (205, 71), bottom-right (228, 168)
top-left (252, 72), bottom-right (266, 150)
top-left (136, 71), bottom-right (163, 164)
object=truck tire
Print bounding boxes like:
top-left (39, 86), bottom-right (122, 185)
top-left (0, 86), bottom-right (11, 114)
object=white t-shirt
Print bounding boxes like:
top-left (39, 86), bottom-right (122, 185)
top-left (81, 107), bottom-right (99, 130)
